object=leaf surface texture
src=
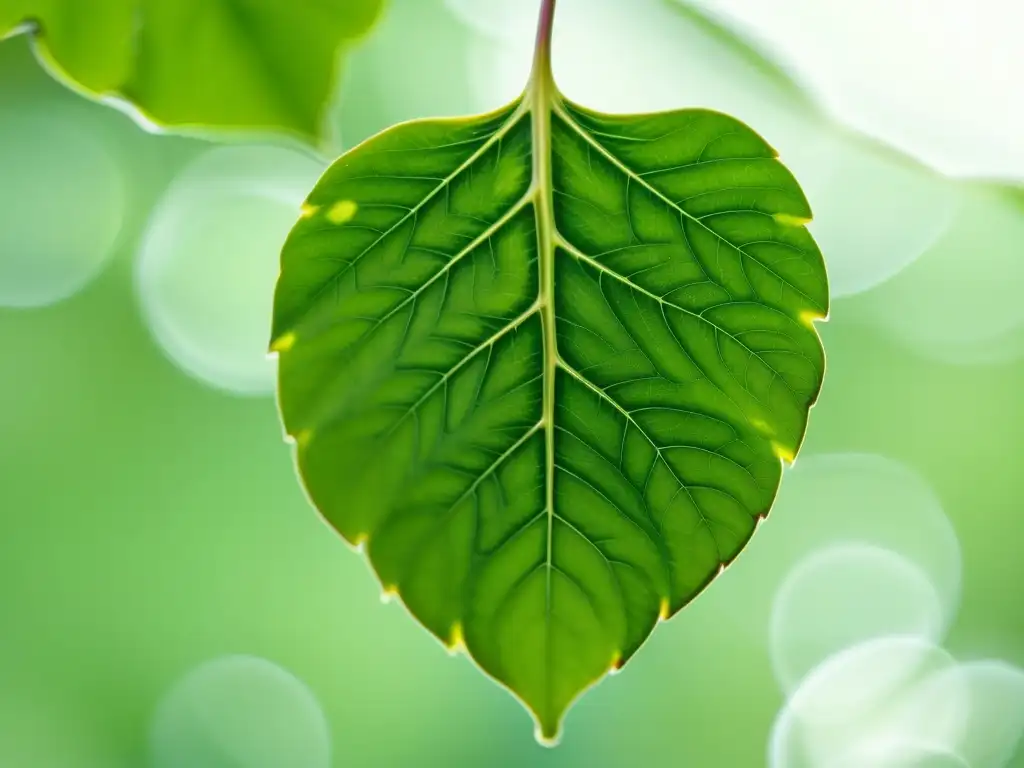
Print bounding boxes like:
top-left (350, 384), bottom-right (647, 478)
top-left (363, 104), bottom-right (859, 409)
top-left (271, 46), bottom-right (828, 742)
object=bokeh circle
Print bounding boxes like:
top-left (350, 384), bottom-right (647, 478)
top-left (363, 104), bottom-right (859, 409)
top-left (769, 637), bottom-right (967, 768)
top-left (710, 453), bottom-right (961, 645)
top-left (769, 543), bottom-right (945, 692)
top-left (149, 654), bottom-right (331, 768)
top-left (0, 107), bottom-right (125, 308)
top-left (136, 145), bottom-right (325, 395)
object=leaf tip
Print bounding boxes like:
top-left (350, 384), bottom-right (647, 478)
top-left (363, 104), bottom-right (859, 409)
top-left (326, 199), bottom-right (359, 225)
top-left (533, 721), bottom-right (563, 748)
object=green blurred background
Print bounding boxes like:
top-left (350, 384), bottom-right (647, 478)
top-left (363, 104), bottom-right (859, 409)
top-left (2, 0), bottom-right (1023, 765)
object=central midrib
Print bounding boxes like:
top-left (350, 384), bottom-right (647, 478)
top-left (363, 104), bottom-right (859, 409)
top-left (529, 15), bottom-right (560, 723)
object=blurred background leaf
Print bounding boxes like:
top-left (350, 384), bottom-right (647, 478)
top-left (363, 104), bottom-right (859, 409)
top-left (0, 0), bottom-right (385, 146)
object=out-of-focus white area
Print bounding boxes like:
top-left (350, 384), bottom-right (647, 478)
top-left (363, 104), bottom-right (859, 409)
top-left (711, 453), bottom-right (962, 637)
top-left (770, 641), bottom-right (1024, 767)
top-left (943, 661), bottom-right (1024, 767)
top-left (760, 452), bottom-right (1024, 766)
top-left (444, 0), bottom-right (967, 298)
top-left (680, 0), bottom-right (1024, 179)
top-left (693, 450), bottom-right (1023, 765)
top-left (0, 106), bottom-right (125, 308)
top-left (136, 145), bottom-right (325, 396)
top-left (149, 655), bottom-right (331, 768)
top-left (782, 134), bottom-right (961, 298)
top-left (769, 544), bottom-right (945, 693)
top-left (770, 637), bottom-right (967, 767)
top-left (447, 0), bottom-right (813, 147)
top-left (846, 185), bottom-right (1024, 365)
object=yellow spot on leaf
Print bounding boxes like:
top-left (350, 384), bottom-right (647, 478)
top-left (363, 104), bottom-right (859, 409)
top-left (799, 310), bottom-right (825, 329)
top-left (659, 596), bottom-right (671, 621)
top-left (774, 212), bottom-right (811, 227)
top-left (610, 651), bottom-right (623, 671)
top-left (772, 441), bottom-right (796, 464)
top-left (445, 622), bottom-right (466, 654)
top-left (295, 428), bottom-right (313, 448)
top-left (299, 202), bottom-right (319, 219)
top-left (326, 199), bottom-right (358, 225)
top-left (270, 332), bottom-right (296, 353)
top-left (750, 417), bottom-right (773, 435)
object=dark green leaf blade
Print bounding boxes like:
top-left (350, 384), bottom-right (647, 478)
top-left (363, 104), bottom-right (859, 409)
top-left (271, 85), bottom-right (827, 743)
top-left (548, 97), bottom-right (827, 617)
top-left (0, 0), bottom-right (383, 144)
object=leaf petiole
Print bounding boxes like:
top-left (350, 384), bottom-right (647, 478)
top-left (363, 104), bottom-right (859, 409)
top-left (532, 0), bottom-right (558, 85)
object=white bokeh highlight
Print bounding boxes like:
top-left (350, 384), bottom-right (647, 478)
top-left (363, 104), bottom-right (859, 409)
top-left (931, 661), bottom-right (1024, 767)
top-left (772, 646), bottom-right (1024, 767)
top-left (449, 0), bottom-right (814, 137)
top-left (137, 145), bottom-right (325, 395)
top-left (0, 108), bottom-right (125, 308)
top-left (770, 637), bottom-right (968, 768)
top-left (149, 655), bottom-right (331, 768)
top-left (758, 453), bottom-right (1024, 766)
top-left (447, 0), bottom-right (958, 297)
top-left (711, 453), bottom-right (961, 639)
top-left (783, 133), bottom-right (960, 298)
top-left (833, 742), bottom-right (971, 768)
top-left (769, 544), bottom-right (945, 693)
top-left (680, 0), bottom-right (1024, 178)
top-left (848, 185), bottom-right (1024, 366)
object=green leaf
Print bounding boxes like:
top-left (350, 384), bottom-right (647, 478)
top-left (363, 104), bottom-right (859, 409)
top-left (0, 0), bottom-right (383, 145)
top-left (271, 0), bottom-right (828, 743)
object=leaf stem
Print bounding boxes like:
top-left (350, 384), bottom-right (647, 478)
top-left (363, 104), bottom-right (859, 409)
top-left (532, 0), bottom-right (557, 86)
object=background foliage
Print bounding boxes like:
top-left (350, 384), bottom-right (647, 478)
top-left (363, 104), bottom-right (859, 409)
top-left (0, 0), bottom-right (384, 144)
top-left (1, 0), bottom-right (1023, 765)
